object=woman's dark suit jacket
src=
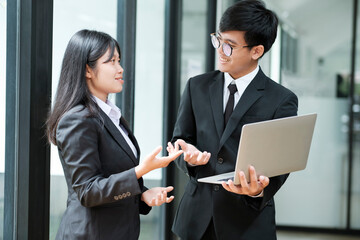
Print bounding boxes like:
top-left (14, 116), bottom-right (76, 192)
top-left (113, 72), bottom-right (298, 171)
top-left (55, 105), bottom-right (151, 240)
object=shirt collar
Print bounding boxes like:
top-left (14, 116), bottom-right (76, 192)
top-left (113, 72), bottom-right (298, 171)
top-left (92, 95), bottom-right (122, 120)
top-left (224, 65), bottom-right (259, 87)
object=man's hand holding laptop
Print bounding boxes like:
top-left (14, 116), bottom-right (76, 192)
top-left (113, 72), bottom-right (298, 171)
top-left (221, 166), bottom-right (269, 197)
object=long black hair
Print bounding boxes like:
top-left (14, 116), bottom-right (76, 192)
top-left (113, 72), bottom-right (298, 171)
top-left (46, 29), bottom-right (121, 145)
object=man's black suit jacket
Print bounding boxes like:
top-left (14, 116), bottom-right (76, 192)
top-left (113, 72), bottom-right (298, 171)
top-left (171, 69), bottom-right (298, 240)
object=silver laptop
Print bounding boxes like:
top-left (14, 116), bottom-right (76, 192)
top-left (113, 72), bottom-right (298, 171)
top-left (198, 113), bottom-right (317, 185)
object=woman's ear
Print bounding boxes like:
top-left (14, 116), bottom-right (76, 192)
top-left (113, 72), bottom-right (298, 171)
top-left (85, 65), bottom-right (93, 79)
top-left (251, 45), bottom-right (265, 60)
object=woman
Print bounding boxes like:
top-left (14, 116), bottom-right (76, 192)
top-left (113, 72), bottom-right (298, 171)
top-left (46, 29), bottom-right (182, 240)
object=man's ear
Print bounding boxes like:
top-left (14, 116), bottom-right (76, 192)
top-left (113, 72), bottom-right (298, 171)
top-left (251, 45), bottom-right (264, 60)
top-left (85, 65), bottom-right (93, 79)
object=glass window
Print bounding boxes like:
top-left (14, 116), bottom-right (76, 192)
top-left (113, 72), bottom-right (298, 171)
top-left (265, 0), bottom-right (353, 228)
top-left (172, 0), bottom-right (209, 207)
top-left (50, 1), bottom-right (117, 238)
top-left (0, 0), bottom-right (6, 237)
top-left (134, 0), bottom-right (165, 239)
top-left (180, 0), bottom-right (208, 90)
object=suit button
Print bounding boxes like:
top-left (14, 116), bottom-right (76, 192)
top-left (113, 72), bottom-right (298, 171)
top-left (213, 185), bottom-right (220, 191)
top-left (122, 193), bottom-right (127, 198)
top-left (118, 194), bottom-right (123, 199)
top-left (126, 192), bottom-right (131, 197)
top-left (114, 196), bottom-right (119, 200)
top-left (218, 158), bottom-right (224, 164)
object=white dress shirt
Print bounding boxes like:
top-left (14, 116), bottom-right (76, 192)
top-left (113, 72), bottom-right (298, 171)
top-left (223, 65), bottom-right (259, 112)
top-left (223, 66), bottom-right (264, 197)
top-left (93, 95), bottom-right (138, 158)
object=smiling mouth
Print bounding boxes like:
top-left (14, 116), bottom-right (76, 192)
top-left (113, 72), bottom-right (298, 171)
top-left (219, 56), bottom-right (230, 63)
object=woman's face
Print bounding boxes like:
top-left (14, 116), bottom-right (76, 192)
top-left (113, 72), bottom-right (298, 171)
top-left (86, 48), bottom-right (124, 102)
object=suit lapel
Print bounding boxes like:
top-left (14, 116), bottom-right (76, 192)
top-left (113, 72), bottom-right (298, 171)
top-left (120, 117), bottom-right (141, 159)
top-left (219, 69), bottom-right (267, 147)
top-left (99, 110), bottom-right (138, 165)
top-left (209, 72), bottom-right (225, 139)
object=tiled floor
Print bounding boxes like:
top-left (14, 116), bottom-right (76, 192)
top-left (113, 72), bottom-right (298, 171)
top-left (277, 231), bottom-right (360, 240)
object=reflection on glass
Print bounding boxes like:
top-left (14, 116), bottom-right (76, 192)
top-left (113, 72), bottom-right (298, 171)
top-left (180, 0), bottom-right (207, 90)
top-left (351, 0), bottom-right (360, 230)
top-left (0, 0), bottom-right (6, 238)
top-left (264, 0), bottom-right (352, 228)
top-left (51, 0), bottom-right (117, 239)
top-left (173, 0), bottom-right (208, 209)
top-left (134, 1), bottom-right (165, 239)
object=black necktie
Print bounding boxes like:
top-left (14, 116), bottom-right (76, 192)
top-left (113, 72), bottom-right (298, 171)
top-left (224, 83), bottom-right (238, 126)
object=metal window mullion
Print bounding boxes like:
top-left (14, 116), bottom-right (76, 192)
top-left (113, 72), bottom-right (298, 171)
top-left (4, 0), bottom-right (52, 239)
top-left (116, 0), bottom-right (137, 131)
top-left (162, 1), bottom-right (182, 240)
top-left (347, 0), bottom-right (358, 230)
top-left (205, 0), bottom-right (217, 72)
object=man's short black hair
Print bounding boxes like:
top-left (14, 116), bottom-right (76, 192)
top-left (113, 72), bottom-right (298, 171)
top-left (219, 0), bottom-right (278, 55)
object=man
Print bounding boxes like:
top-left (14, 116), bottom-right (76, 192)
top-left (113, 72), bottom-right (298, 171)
top-left (169, 1), bottom-right (298, 239)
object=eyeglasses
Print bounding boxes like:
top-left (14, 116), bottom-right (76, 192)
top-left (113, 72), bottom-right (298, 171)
top-left (210, 32), bottom-right (251, 57)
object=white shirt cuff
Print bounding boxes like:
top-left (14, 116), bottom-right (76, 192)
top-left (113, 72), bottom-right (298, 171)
top-left (249, 190), bottom-right (264, 198)
top-left (187, 162), bottom-right (196, 167)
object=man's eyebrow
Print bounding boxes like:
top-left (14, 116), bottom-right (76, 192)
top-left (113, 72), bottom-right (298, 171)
top-left (218, 33), bottom-right (238, 45)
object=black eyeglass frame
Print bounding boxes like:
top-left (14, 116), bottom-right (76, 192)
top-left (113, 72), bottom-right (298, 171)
top-left (210, 32), bottom-right (253, 57)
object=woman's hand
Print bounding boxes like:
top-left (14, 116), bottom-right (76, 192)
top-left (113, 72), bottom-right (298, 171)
top-left (166, 141), bottom-right (181, 157)
top-left (135, 145), bottom-right (183, 179)
top-left (141, 186), bottom-right (175, 206)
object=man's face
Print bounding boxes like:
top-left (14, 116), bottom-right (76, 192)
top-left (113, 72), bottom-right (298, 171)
top-left (216, 31), bottom-right (259, 79)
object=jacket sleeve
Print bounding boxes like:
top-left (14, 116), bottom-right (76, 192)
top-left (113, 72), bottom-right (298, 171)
top-left (244, 91), bottom-right (298, 210)
top-left (172, 79), bottom-right (198, 177)
top-left (139, 183), bottom-right (152, 215)
top-left (56, 111), bottom-right (143, 208)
